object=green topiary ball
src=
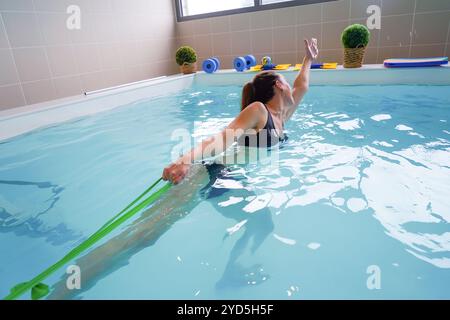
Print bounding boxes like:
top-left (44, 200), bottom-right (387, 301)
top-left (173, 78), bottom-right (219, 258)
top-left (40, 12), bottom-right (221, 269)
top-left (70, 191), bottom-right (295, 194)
top-left (341, 24), bottom-right (370, 48)
top-left (175, 46), bottom-right (197, 66)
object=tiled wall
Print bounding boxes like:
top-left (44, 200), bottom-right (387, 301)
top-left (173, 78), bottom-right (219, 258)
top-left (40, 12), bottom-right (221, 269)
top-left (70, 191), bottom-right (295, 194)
top-left (176, 0), bottom-right (450, 70)
top-left (0, 0), bottom-right (177, 110)
top-left (2, 0), bottom-right (449, 110)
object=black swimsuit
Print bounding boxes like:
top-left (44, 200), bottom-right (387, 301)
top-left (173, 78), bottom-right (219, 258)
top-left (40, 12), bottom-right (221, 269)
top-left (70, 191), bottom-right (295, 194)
top-left (238, 104), bottom-right (288, 148)
top-left (202, 103), bottom-right (288, 199)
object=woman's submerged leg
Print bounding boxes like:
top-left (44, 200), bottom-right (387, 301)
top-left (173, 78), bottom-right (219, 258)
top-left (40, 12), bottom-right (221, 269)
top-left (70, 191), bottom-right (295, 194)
top-left (48, 164), bottom-right (209, 299)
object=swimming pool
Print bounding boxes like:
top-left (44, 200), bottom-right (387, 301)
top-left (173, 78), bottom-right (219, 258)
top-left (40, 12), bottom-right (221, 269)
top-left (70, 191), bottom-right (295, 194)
top-left (1, 67), bottom-right (449, 299)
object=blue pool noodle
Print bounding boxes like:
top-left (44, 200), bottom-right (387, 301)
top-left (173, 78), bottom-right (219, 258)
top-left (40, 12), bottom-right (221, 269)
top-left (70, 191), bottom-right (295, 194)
top-left (211, 57), bottom-right (220, 70)
top-left (244, 55), bottom-right (257, 68)
top-left (202, 58), bottom-right (218, 73)
top-left (234, 57), bottom-right (247, 72)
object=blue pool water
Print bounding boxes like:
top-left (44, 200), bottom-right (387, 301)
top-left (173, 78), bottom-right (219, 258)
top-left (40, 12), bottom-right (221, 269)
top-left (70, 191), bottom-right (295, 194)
top-left (0, 85), bottom-right (449, 299)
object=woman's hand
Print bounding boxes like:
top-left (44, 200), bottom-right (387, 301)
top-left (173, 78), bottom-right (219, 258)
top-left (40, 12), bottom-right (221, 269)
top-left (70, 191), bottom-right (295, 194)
top-left (162, 161), bottom-right (191, 185)
top-left (304, 38), bottom-right (319, 60)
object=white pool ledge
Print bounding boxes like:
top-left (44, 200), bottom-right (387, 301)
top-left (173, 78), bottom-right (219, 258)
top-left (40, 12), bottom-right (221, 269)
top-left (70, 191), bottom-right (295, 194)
top-left (1, 64), bottom-right (449, 142)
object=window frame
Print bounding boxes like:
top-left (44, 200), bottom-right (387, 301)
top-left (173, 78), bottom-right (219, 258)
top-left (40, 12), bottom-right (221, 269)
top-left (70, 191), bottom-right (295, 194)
top-left (175, 0), bottom-right (337, 22)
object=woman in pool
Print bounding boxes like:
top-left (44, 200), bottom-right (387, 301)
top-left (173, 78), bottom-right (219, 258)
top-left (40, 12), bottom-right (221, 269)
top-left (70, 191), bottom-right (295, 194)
top-left (48, 38), bottom-right (319, 299)
top-left (163, 38), bottom-right (318, 184)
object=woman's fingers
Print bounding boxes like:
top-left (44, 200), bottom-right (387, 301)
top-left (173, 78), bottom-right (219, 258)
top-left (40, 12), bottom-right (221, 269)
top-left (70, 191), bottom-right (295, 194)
top-left (162, 163), bottom-right (190, 184)
top-left (304, 38), bottom-right (310, 49)
top-left (162, 166), bottom-right (170, 181)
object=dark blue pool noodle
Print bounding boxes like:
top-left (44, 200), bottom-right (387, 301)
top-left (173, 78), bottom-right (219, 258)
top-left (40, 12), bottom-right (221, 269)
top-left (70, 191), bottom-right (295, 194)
top-left (244, 55), bottom-right (257, 68)
top-left (384, 57), bottom-right (448, 68)
top-left (211, 57), bottom-right (220, 70)
top-left (203, 58), bottom-right (217, 73)
top-left (234, 57), bottom-right (247, 72)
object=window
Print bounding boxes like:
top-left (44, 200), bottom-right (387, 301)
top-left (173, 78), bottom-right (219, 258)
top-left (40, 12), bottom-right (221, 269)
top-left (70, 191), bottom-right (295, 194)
top-left (261, 0), bottom-right (293, 4)
top-left (176, 0), bottom-right (336, 22)
top-left (180, 0), bottom-right (254, 16)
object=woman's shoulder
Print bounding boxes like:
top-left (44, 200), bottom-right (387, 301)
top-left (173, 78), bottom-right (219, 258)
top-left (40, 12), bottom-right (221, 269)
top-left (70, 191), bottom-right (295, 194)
top-left (244, 101), bottom-right (267, 114)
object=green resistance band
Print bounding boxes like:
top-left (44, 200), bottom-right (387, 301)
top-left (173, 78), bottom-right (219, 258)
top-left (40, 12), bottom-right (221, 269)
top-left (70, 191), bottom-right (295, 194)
top-left (4, 177), bottom-right (171, 300)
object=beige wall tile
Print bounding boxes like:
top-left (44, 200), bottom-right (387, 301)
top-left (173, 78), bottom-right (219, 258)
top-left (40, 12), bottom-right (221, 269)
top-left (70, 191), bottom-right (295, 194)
top-left (128, 65), bottom-right (147, 82)
top-left (363, 47), bottom-right (378, 64)
top-left (297, 24), bottom-right (321, 51)
top-left (410, 44), bottom-right (446, 57)
top-left (13, 47), bottom-right (52, 82)
top-left (176, 20), bottom-right (195, 38)
top-left (319, 49), bottom-right (343, 63)
top-left (141, 63), bottom-right (158, 79)
top-left (0, 48), bottom-right (19, 86)
top-left (99, 43), bottom-right (123, 70)
top-left (230, 12), bottom-right (251, 31)
top-left (1, 0), bottom-right (177, 108)
top-left (416, 0), bottom-right (450, 13)
top-left (251, 10), bottom-right (272, 29)
top-left (112, 0), bottom-right (153, 14)
top-left (102, 68), bottom-right (125, 88)
top-left (322, 21), bottom-right (349, 49)
top-left (350, 0), bottom-right (381, 20)
top-left (46, 45), bottom-right (77, 77)
top-left (448, 24), bottom-right (450, 43)
top-left (2, 12), bottom-right (43, 47)
top-left (91, 13), bottom-right (119, 43)
top-left (22, 79), bottom-right (56, 104)
top-left (194, 19), bottom-right (211, 35)
top-left (251, 29), bottom-right (273, 54)
top-left (0, 15), bottom-right (9, 48)
top-left (296, 3), bottom-right (322, 25)
top-left (37, 13), bottom-right (72, 46)
top-left (273, 7), bottom-right (296, 27)
top-left (211, 16), bottom-right (230, 34)
top-left (194, 34), bottom-right (212, 57)
top-left (33, 0), bottom-right (90, 12)
top-left (380, 15), bottom-right (413, 47)
top-left (0, 84), bottom-right (25, 110)
top-left (79, 71), bottom-right (105, 92)
top-left (382, 0), bottom-right (415, 16)
top-left (177, 36), bottom-right (195, 48)
top-left (88, 0), bottom-right (114, 13)
top-left (272, 52), bottom-right (296, 64)
top-left (0, 0), bottom-right (34, 11)
top-left (69, 12), bottom-right (97, 44)
top-left (230, 30), bottom-right (251, 55)
top-left (377, 45), bottom-right (410, 62)
top-left (119, 41), bottom-right (141, 68)
top-left (413, 12), bottom-right (450, 45)
top-left (137, 40), bottom-right (155, 65)
top-left (214, 55), bottom-right (233, 69)
top-left (273, 26), bottom-right (296, 52)
top-left (212, 33), bottom-right (232, 56)
top-left (296, 50), bottom-right (306, 62)
top-left (53, 75), bottom-right (82, 98)
top-left (73, 44), bottom-right (102, 74)
top-left (322, 0), bottom-right (349, 22)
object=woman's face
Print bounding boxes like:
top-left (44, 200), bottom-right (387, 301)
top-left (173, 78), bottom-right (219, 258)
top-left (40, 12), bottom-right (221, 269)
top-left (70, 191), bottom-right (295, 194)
top-left (276, 74), bottom-right (295, 106)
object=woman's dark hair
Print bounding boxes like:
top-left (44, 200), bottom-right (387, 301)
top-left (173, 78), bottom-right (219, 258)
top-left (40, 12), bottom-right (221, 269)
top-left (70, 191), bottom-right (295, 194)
top-left (241, 71), bottom-right (279, 110)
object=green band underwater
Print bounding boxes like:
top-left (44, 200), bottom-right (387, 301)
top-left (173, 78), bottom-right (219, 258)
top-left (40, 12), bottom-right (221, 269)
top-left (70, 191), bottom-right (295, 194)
top-left (4, 177), bottom-right (171, 300)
